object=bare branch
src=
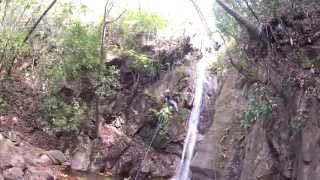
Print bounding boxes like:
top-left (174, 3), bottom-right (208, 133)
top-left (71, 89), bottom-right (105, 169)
top-left (243, 0), bottom-right (260, 23)
top-left (1, 0), bottom-right (9, 26)
top-left (23, 0), bottom-right (57, 43)
top-left (105, 10), bottom-right (127, 24)
top-left (189, 0), bottom-right (213, 38)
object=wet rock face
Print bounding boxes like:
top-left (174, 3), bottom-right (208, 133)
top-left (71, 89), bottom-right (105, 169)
top-left (191, 66), bottom-right (247, 180)
top-left (239, 93), bottom-right (320, 180)
top-left (198, 69), bottom-right (217, 134)
top-left (238, 1), bottom-right (320, 179)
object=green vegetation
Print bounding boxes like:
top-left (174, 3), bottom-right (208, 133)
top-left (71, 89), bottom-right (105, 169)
top-left (36, 19), bottom-right (120, 133)
top-left (211, 40), bottom-right (238, 76)
top-left (289, 111), bottom-right (307, 137)
top-left (111, 10), bottom-right (168, 49)
top-left (150, 106), bottom-right (172, 135)
top-left (126, 49), bottom-right (154, 73)
top-left (213, 0), bottom-right (280, 39)
top-left (0, 0), bottom-right (169, 134)
top-left (39, 96), bottom-right (89, 134)
top-left (241, 84), bottom-right (276, 130)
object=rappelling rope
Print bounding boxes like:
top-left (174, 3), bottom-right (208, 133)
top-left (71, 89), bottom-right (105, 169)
top-left (134, 124), bottom-right (162, 180)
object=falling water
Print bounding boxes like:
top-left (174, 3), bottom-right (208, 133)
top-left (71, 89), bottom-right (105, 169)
top-left (177, 53), bottom-right (212, 180)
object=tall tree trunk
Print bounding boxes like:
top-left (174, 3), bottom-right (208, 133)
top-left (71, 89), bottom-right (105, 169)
top-left (96, 0), bottom-right (110, 137)
top-left (216, 0), bottom-right (260, 39)
top-left (189, 0), bottom-right (213, 38)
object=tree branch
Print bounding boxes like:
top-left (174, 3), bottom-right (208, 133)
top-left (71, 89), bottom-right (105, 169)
top-left (216, 0), bottom-right (260, 39)
top-left (96, 0), bottom-right (110, 136)
top-left (23, 0), bottom-right (57, 43)
top-left (243, 0), bottom-right (260, 23)
top-left (189, 0), bottom-right (213, 38)
top-left (105, 10), bottom-right (126, 24)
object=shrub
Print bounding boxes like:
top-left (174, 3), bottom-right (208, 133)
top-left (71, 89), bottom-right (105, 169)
top-left (110, 10), bottom-right (168, 49)
top-left (150, 105), bottom-right (172, 135)
top-left (241, 85), bottom-right (276, 130)
top-left (126, 49), bottom-right (157, 76)
top-left (38, 19), bottom-right (120, 134)
top-left (0, 31), bottom-right (29, 73)
top-left (211, 59), bottom-right (224, 76)
top-left (41, 20), bottom-right (119, 94)
top-left (39, 96), bottom-right (89, 134)
top-left (289, 111), bottom-right (307, 137)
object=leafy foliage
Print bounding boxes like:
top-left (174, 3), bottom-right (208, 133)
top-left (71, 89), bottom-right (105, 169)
top-left (41, 20), bottom-right (119, 94)
top-left (0, 32), bottom-right (29, 73)
top-left (126, 49), bottom-right (154, 72)
top-left (241, 84), bottom-right (276, 130)
top-left (110, 10), bottom-right (168, 49)
top-left (121, 11), bottom-right (168, 35)
top-left (211, 55), bottom-right (225, 76)
top-left (150, 106), bottom-right (172, 135)
top-left (213, 0), bottom-right (280, 39)
top-left (39, 96), bottom-right (89, 134)
top-left (289, 110), bottom-right (307, 137)
top-left (0, 1), bottom-right (167, 135)
top-left (35, 15), bottom-right (120, 133)
top-left (0, 0), bottom-right (40, 73)
top-left (213, 1), bottom-right (241, 40)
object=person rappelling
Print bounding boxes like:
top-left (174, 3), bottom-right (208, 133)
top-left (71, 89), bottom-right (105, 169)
top-left (164, 88), bottom-right (179, 112)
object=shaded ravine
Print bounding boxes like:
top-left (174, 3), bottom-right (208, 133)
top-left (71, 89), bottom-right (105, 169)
top-left (177, 52), bottom-right (216, 180)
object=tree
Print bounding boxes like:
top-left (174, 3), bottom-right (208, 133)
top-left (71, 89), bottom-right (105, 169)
top-left (189, 0), bottom-right (213, 39)
top-left (23, 0), bottom-right (57, 43)
top-left (215, 0), bottom-right (260, 39)
top-left (96, 0), bottom-right (126, 136)
top-left (0, 0), bottom-right (57, 75)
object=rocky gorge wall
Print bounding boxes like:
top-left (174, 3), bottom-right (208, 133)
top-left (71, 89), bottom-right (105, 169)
top-left (0, 37), bottom-right (218, 180)
top-left (190, 0), bottom-right (320, 180)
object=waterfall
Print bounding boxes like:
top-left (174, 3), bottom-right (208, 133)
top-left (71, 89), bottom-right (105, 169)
top-left (176, 53), bottom-right (213, 180)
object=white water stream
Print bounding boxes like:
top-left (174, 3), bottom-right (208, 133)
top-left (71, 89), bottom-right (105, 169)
top-left (176, 52), bottom-right (214, 180)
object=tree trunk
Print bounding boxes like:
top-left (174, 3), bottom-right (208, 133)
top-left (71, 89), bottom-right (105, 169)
top-left (96, 0), bottom-right (110, 137)
top-left (189, 0), bottom-right (213, 38)
top-left (216, 0), bottom-right (260, 39)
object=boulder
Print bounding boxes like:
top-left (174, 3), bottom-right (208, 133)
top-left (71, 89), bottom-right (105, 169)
top-left (24, 166), bottom-right (55, 180)
top-left (191, 67), bottom-right (246, 179)
top-left (3, 167), bottom-right (24, 180)
top-left (113, 142), bottom-right (178, 179)
top-left (0, 134), bottom-right (56, 179)
top-left (71, 146), bottom-right (91, 171)
top-left (37, 154), bottom-right (52, 165)
top-left (46, 150), bottom-right (66, 165)
top-left (89, 125), bottom-right (131, 172)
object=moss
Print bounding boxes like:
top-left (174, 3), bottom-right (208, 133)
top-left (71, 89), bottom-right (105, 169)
top-left (211, 41), bottom-right (235, 76)
top-left (289, 111), bottom-right (307, 137)
top-left (241, 85), bottom-right (276, 130)
top-left (175, 65), bottom-right (188, 79)
top-left (177, 108), bottom-right (190, 121)
top-left (296, 52), bottom-right (313, 69)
